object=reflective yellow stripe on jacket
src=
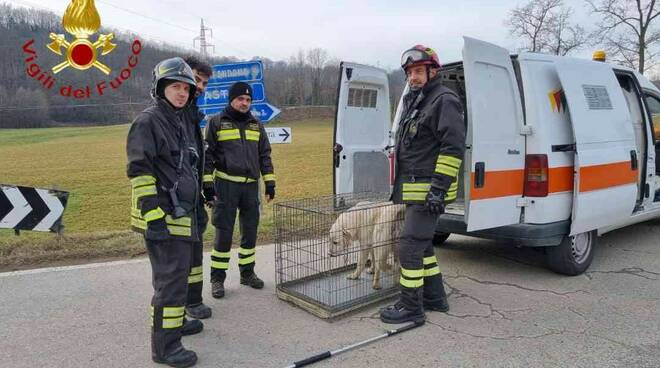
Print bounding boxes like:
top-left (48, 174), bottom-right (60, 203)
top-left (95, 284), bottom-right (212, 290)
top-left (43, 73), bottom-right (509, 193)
top-left (214, 170), bottom-right (256, 183)
top-left (245, 130), bottom-right (260, 142)
top-left (217, 129), bottom-right (241, 142)
top-left (402, 182), bottom-right (431, 202)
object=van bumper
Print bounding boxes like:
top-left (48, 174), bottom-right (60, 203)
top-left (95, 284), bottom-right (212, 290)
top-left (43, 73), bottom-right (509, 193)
top-left (436, 214), bottom-right (569, 247)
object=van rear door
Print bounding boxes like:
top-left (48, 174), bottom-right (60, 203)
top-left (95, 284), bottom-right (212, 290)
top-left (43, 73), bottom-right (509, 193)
top-left (555, 60), bottom-right (638, 235)
top-left (333, 62), bottom-right (391, 195)
top-left (462, 37), bottom-right (526, 231)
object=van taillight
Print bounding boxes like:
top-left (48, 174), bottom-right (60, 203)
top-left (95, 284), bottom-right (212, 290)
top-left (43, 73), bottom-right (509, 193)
top-left (524, 154), bottom-right (548, 197)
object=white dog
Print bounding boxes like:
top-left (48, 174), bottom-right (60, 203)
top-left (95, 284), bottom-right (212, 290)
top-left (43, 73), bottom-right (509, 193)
top-left (329, 201), bottom-right (404, 289)
top-left (369, 204), bottom-right (405, 289)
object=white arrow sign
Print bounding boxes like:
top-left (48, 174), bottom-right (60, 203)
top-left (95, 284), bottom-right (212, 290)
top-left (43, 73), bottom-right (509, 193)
top-left (0, 185), bottom-right (68, 233)
top-left (0, 186), bottom-right (32, 228)
top-left (265, 127), bottom-right (292, 144)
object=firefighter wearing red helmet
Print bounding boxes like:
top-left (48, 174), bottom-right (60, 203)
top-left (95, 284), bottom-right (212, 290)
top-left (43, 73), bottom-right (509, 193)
top-left (380, 45), bottom-right (466, 324)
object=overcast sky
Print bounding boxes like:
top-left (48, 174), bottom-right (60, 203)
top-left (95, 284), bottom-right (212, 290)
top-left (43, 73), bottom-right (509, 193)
top-left (11, 0), bottom-right (596, 69)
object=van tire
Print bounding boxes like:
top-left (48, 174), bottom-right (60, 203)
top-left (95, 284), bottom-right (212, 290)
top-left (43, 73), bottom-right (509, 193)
top-left (545, 231), bottom-right (596, 276)
top-left (432, 232), bottom-right (451, 247)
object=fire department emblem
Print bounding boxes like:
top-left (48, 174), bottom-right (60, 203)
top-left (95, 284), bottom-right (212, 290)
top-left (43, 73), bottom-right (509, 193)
top-left (47, 0), bottom-right (116, 75)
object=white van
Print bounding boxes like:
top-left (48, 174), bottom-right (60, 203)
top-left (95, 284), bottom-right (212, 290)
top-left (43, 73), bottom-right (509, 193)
top-left (333, 37), bottom-right (660, 275)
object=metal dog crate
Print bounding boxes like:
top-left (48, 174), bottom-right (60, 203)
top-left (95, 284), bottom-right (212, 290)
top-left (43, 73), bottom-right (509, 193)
top-left (274, 192), bottom-right (403, 319)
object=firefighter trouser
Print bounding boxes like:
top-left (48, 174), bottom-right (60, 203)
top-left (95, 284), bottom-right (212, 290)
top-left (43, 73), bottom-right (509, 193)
top-left (398, 204), bottom-right (444, 310)
top-left (186, 241), bottom-right (204, 306)
top-left (210, 179), bottom-right (259, 283)
top-left (146, 238), bottom-right (192, 359)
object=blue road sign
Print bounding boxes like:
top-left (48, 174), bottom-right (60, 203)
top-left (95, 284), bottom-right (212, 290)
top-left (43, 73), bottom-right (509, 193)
top-left (197, 82), bottom-right (265, 106)
top-left (208, 60), bottom-right (263, 85)
top-left (197, 60), bottom-right (280, 125)
top-left (250, 103), bottom-right (281, 122)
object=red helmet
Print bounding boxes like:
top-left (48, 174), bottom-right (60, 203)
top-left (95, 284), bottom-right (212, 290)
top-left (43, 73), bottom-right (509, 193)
top-left (401, 45), bottom-right (441, 71)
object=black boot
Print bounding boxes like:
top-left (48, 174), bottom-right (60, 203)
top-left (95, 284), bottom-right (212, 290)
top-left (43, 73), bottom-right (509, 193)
top-left (240, 272), bottom-right (264, 289)
top-left (185, 303), bottom-right (212, 319)
top-left (153, 346), bottom-right (198, 368)
top-left (423, 273), bottom-right (449, 312)
top-left (379, 288), bottom-right (425, 324)
top-left (211, 280), bottom-right (225, 299)
top-left (152, 329), bottom-right (197, 368)
top-left (181, 319), bottom-right (203, 336)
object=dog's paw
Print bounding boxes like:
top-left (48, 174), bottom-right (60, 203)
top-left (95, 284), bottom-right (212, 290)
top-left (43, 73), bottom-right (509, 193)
top-left (372, 283), bottom-right (382, 290)
top-left (347, 273), bottom-right (359, 280)
top-left (366, 268), bottom-right (374, 274)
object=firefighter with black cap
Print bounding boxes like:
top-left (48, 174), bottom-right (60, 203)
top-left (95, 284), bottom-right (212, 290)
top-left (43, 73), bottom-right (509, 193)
top-left (127, 57), bottom-right (205, 367)
top-left (380, 45), bottom-right (465, 324)
top-left (205, 81), bottom-right (276, 299)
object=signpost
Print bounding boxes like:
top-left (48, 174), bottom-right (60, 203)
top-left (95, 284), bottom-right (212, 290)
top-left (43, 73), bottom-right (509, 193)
top-left (197, 60), bottom-right (281, 125)
top-left (265, 127), bottom-right (292, 144)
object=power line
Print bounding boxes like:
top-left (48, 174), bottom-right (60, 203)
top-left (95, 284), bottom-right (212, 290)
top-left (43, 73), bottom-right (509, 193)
top-left (96, 0), bottom-right (197, 34)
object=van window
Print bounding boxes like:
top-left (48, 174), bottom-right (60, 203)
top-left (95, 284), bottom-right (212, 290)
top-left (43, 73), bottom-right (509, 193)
top-left (348, 88), bottom-right (377, 108)
top-left (645, 94), bottom-right (660, 141)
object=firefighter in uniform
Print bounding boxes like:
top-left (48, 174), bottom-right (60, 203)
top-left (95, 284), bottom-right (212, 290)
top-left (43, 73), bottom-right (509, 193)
top-left (181, 56), bottom-right (213, 320)
top-left (127, 57), bottom-right (205, 367)
top-left (204, 82), bottom-right (276, 299)
top-left (380, 45), bottom-right (466, 324)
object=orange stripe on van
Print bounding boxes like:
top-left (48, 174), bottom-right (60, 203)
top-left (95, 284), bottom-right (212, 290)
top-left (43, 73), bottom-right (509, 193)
top-left (579, 161), bottom-right (637, 193)
top-left (469, 162), bottom-right (633, 200)
top-left (470, 170), bottom-right (525, 200)
top-left (548, 166), bottom-right (574, 193)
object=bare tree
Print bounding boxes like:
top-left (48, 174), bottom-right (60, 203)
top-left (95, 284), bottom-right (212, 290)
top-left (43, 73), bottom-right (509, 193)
top-left (507, 0), bottom-right (587, 55)
top-left (307, 48), bottom-right (329, 105)
top-left (507, 0), bottom-right (562, 52)
top-left (586, 0), bottom-right (660, 73)
top-left (546, 8), bottom-right (588, 55)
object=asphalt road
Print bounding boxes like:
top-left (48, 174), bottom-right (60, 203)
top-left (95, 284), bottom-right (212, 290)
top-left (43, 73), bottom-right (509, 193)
top-left (1, 220), bottom-right (659, 368)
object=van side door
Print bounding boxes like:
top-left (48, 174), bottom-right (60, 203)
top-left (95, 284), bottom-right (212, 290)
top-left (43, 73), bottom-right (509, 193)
top-left (555, 59), bottom-right (638, 235)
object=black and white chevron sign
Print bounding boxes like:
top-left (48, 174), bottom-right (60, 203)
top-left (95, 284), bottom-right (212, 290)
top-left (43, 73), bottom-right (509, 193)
top-left (0, 185), bottom-right (69, 233)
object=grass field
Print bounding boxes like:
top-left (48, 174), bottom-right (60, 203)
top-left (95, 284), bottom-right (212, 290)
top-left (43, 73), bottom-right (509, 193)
top-left (0, 119), bottom-right (334, 269)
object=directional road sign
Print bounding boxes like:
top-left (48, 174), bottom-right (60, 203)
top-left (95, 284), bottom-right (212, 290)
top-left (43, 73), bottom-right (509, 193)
top-left (265, 127), bottom-right (292, 144)
top-left (197, 59), bottom-right (281, 124)
top-left (208, 60), bottom-right (263, 85)
top-left (198, 82), bottom-right (266, 106)
top-left (250, 103), bottom-right (281, 122)
top-left (0, 185), bottom-right (69, 233)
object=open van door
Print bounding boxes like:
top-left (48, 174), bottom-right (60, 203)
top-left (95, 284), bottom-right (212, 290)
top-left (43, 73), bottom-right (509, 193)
top-left (463, 37), bottom-right (526, 231)
top-left (334, 62), bottom-right (391, 195)
top-left (554, 59), bottom-right (638, 235)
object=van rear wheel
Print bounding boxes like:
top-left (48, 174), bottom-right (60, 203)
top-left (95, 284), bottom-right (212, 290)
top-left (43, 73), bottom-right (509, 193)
top-left (545, 231), bottom-right (596, 276)
top-left (432, 232), bottom-right (451, 247)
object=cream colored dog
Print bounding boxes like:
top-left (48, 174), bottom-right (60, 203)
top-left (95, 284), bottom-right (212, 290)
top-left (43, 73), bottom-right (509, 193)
top-left (369, 204), bottom-right (405, 289)
top-left (328, 201), bottom-right (404, 289)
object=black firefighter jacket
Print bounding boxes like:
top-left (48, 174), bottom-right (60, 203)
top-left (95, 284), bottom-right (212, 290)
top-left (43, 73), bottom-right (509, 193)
top-left (126, 98), bottom-right (204, 242)
top-left (392, 76), bottom-right (466, 205)
top-left (204, 106), bottom-right (275, 185)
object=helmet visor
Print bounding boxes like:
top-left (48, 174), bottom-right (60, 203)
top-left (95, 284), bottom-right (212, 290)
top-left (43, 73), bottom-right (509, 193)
top-left (401, 49), bottom-right (429, 69)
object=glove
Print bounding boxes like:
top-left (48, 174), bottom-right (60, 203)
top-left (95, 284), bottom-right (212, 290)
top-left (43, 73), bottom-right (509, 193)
top-left (145, 217), bottom-right (169, 241)
top-left (425, 188), bottom-right (445, 215)
top-left (203, 183), bottom-right (215, 207)
top-left (265, 184), bottom-right (275, 201)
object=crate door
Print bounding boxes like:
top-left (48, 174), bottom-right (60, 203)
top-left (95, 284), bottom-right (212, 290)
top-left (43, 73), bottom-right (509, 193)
top-left (334, 62), bottom-right (391, 195)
